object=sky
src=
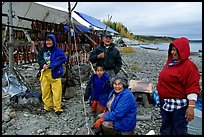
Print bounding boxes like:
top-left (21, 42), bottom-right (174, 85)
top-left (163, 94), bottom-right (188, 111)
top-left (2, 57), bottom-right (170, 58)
top-left (39, 2), bottom-right (202, 40)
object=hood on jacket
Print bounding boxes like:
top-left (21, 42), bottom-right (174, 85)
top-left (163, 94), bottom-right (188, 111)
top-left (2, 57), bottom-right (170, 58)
top-left (46, 34), bottom-right (57, 49)
top-left (168, 37), bottom-right (190, 62)
top-left (103, 72), bottom-right (110, 79)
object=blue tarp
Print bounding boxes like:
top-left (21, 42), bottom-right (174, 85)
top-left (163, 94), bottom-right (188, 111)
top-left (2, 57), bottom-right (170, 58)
top-left (64, 22), bottom-right (90, 33)
top-left (152, 89), bottom-right (160, 106)
top-left (74, 11), bottom-right (119, 34)
top-left (195, 99), bottom-right (202, 111)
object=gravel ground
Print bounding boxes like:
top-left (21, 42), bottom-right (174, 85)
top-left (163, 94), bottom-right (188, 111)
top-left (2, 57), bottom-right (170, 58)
top-left (2, 46), bottom-right (202, 135)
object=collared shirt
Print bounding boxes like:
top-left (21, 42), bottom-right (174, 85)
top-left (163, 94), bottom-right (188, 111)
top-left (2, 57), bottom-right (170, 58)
top-left (168, 59), bottom-right (180, 66)
top-left (162, 98), bottom-right (187, 112)
top-left (162, 93), bottom-right (198, 112)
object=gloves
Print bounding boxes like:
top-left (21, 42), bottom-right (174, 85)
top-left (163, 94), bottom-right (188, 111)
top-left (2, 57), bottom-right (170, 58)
top-left (93, 117), bottom-right (104, 128)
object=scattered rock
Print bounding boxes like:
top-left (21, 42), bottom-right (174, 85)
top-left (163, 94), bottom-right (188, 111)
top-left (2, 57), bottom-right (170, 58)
top-left (2, 46), bottom-right (202, 135)
top-left (2, 114), bottom-right (11, 123)
top-left (9, 112), bottom-right (17, 119)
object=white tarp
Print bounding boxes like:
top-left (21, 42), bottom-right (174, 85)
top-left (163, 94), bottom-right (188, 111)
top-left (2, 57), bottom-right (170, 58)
top-left (2, 2), bottom-right (69, 29)
top-left (2, 73), bottom-right (27, 97)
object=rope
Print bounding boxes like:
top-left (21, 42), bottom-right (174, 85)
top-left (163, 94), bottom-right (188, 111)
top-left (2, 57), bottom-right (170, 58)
top-left (23, 2), bottom-right (33, 18)
top-left (14, 2), bottom-right (33, 27)
top-left (89, 61), bottom-right (96, 74)
top-left (71, 23), bottom-right (94, 135)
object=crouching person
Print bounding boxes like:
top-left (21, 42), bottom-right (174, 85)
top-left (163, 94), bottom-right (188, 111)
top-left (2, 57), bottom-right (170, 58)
top-left (93, 77), bottom-right (137, 135)
top-left (37, 34), bottom-right (67, 115)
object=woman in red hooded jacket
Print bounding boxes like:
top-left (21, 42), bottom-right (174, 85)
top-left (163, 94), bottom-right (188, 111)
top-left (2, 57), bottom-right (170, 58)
top-left (156, 37), bottom-right (200, 135)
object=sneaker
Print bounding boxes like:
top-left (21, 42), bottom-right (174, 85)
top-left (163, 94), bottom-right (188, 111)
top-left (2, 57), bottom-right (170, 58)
top-left (55, 111), bottom-right (62, 115)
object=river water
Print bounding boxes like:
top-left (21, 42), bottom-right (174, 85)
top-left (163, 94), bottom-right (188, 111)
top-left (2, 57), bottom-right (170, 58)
top-left (133, 42), bottom-right (202, 52)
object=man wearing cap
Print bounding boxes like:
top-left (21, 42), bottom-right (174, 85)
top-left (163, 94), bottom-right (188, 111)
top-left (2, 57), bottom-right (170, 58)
top-left (89, 33), bottom-right (122, 78)
top-left (37, 33), bottom-right (67, 115)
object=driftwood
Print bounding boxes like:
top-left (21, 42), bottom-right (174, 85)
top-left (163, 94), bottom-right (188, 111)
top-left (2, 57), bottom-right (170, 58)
top-left (137, 115), bottom-right (152, 121)
top-left (129, 80), bottom-right (153, 93)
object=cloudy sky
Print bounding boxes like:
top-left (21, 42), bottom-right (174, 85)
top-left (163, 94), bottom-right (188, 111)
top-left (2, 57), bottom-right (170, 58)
top-left (39, 2), bottom-right (202, 40)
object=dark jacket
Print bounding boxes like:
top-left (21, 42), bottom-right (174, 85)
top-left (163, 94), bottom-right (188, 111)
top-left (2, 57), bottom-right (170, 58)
top-left (37, 34), bottom-right (67, 79)
top-left (104, 88), bottom-right (137, 132)
top-left (84, 72), bottom-right (112, 106)
top-left (89, 42), bottom-right (122, 74)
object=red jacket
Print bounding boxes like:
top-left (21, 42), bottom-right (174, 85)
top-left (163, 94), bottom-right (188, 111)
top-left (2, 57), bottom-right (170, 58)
top-left (156, 37), bottom-right (200, 99)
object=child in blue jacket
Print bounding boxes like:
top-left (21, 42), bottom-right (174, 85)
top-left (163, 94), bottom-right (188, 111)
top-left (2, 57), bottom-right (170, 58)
top-left (84, 66), bottom-right (112, 116)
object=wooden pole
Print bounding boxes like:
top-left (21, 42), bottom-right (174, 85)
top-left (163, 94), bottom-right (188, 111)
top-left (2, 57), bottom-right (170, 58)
top-left (67, 2), bottom-right (71, 48)
top-left (8, 2), bottom-right (14, 75)
top-left (74, 25), bottom-right (97, 46)
top-left (62, 2), bottom-right (72, 95)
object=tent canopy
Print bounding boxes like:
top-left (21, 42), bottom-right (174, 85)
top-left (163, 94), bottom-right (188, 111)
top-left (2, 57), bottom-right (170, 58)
top-left (74, 11), bottom-right (119, 34)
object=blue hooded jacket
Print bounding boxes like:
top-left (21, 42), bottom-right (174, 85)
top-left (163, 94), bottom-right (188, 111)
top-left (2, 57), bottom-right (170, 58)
top-left (37, 34), bottom-right (67, 79)
top-left (104, 88), bottom-right (137, 132)
top-left (84, 72), bottom-right (112, 106)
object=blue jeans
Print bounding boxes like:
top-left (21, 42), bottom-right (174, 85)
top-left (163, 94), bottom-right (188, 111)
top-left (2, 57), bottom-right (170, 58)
top-left (159, 99), bottom-right (188, 135)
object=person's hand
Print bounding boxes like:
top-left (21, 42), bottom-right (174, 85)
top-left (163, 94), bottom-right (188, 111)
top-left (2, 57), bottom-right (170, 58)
top-left (97, 53), bottom-right (105, 59)
top-left (43, 64), bottom-right (49, 70)
top-left (185, 106), bottom-right (194, 121)
top-left (93, 117), bottom-right (104, 128)
top-left (98, 113), bottom-right (104, 118)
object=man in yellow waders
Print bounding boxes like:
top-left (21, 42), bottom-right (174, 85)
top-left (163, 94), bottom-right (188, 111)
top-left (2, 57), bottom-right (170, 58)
top-left (37, 34), bottom-right (67, 115)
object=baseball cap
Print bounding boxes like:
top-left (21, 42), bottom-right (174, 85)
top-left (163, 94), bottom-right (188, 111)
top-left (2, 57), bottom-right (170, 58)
top-left (102, 33), bottom-right (112, 38)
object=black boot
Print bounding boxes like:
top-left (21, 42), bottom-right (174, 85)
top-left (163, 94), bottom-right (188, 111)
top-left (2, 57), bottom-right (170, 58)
top-left (94, 128), bottom-right (102, 135)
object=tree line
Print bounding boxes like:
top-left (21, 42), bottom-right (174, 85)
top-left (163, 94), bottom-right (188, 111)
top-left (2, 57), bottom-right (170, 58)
top-left (103, 20), bottom-right (176, 43)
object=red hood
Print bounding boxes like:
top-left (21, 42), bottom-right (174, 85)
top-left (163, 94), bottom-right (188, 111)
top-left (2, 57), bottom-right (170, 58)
top-left (168, 37), bottom-right (190, 62)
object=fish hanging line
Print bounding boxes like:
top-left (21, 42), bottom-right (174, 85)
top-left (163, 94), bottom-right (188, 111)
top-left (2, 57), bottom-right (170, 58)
top-left (71, 22), bottom-right (94, 135)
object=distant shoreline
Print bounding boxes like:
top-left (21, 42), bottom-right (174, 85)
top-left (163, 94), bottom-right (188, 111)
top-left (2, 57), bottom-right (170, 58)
top-left (128, 35), bottom-right (202, 44)
top-left (118, 38), bottom-right (202, 53)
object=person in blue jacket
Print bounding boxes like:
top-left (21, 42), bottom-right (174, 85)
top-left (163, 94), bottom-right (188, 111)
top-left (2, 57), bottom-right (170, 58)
top-left (84, 66), bottom-right (112, 116)
top-left (37, 33), bottom-right (67, 115)
top-left (93, 77), bottom-right (137, 135)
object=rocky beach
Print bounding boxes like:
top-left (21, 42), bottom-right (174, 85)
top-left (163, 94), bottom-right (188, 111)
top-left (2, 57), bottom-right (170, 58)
top-left (2, 46), bottom-right (202, 135)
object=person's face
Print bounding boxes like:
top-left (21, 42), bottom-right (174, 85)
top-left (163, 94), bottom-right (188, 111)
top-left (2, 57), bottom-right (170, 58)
top-left (103, 36), bottom-right (112, 45)
top-left (46, 38), bottom-right (54, 47)
top-left (113, 79), bottom-right (124, 93)
top-left (171, 46), bottom-right (180, 61)
top-left (96, 67), bottom-right (104, 78)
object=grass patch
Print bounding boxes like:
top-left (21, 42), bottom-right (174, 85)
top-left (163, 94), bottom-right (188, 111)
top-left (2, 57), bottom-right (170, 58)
top-left (130, 64), bottom-right (141, 70)
top-left (119, 47), bottom-right (136, 54)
